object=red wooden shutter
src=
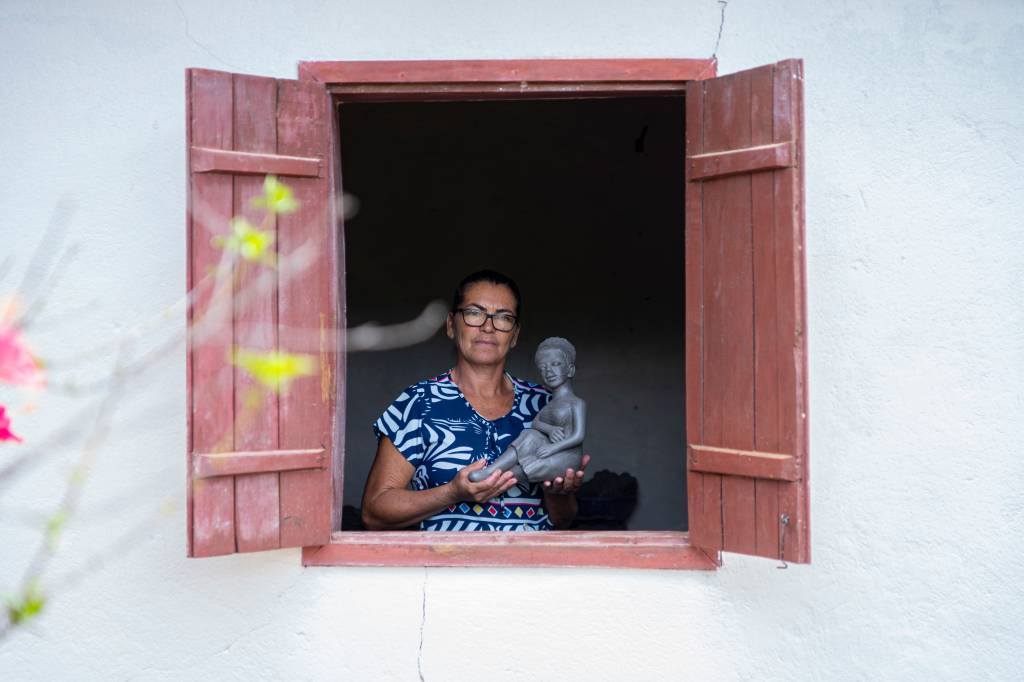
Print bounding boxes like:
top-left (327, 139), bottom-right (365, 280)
top-left (685, 59), bottom-right (809, 563)
top-left (186, 68), bottom-right (338, 557)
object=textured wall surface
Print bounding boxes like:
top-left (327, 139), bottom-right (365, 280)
top-left (1, 1), bottom-right (1022, 680)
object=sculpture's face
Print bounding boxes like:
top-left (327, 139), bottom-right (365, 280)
top-left (536, 348), bottom-right (574, 389)
top-left (446, 281), bottom-right (519, 366)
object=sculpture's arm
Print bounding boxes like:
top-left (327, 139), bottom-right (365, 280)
top-left (529, 413), bottom-right (556, 437)
top-left (538, 399), bottom-right (586, 457)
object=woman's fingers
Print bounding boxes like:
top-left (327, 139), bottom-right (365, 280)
top-left (541, 465), bottom-right (587, 494)
top-left (496, 476), bottom-right (518, 496)
top-left (472, 470), bottom-right (515, 501)
top-left (564, 468), bottom-right (576, 491)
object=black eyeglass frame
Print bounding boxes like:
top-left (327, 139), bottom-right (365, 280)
top-left (454, 307), bottom-right (519, 332)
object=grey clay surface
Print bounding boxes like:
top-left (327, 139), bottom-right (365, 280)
top-left (469, 337), bottom-right (586, 488)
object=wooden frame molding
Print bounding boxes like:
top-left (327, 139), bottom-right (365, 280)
top-left (299, 58), bottom-right (717, 84)
top-left (304, 531), bottom-right (718, 570)
top-left (301, 58), bottom-right (715, 101)
top-left (303, 58), bottom-right (717, 569)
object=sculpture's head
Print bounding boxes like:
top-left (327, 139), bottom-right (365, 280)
top-left (535, 337), bottom-right (576, 389)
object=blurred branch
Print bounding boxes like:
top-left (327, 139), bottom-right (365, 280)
top-left (347, 301), bottom-right (448, 352)
top-left (12, 199), bottom-right (77, 331)
top-left (0, 180), bottom-right (440, 639)
top-left (48, 497), bottom-right (175, 596)
top-left (1, 338), bottom-right (133, 640)
top-left (0, 256), bottom-right (14, 285)
top-left (0, 400), bottom-right (94, 490)
top-left (18, 244), bottom-right (81, 330)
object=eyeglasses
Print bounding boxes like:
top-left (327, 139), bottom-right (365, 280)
top-left (456, 308), bottom-right (518, 332)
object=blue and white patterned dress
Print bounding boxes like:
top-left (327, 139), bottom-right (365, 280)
top-left (372, 370), bottom-right (554, 531)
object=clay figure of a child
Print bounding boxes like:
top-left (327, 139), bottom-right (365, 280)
top-left (469, 337), bottom-right (586, 488)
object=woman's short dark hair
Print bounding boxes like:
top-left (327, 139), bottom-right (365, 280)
top-left (452, 270), bottom-right (522, 317)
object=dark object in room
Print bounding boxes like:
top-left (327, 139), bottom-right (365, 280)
top-left (342, 504), bottom-right (365, 530)
top-left (569, 469), bottom-right (639, 530)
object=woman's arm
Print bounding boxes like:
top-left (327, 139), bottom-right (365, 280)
top-left (544, 488), bottom-right (578, 528)
top-left (361, 437), bottom-right (519, 530)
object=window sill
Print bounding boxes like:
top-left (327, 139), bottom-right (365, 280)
top-left (302, 531), bottom-right (718, 570)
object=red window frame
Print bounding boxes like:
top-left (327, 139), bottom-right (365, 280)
top-left (302, 58), bottom-right (716, 570)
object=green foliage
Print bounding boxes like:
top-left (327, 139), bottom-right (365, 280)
top-left (6, 582), bottom-right (45, 627)
top-left (45, 510), bottom-right (67, 550)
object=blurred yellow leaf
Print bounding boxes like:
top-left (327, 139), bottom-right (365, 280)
top-left (250, 175), bottom-right (299, 215)
top-left (211, 217), bottom-right (276, 266)
top-left (231, 348), bottom-right (315, 393)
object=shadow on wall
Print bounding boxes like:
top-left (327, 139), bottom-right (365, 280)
top-left (340, 96), bottom-right (686, 531)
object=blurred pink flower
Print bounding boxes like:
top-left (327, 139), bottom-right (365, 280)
top-left (0, 405), bottom-right (22, 443)
top-left (0, 325), bottom-right (44, 388)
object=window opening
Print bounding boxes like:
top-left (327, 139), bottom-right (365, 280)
top-left (338, 96), bottom-right (687, 532)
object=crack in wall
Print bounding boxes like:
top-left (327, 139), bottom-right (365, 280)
top-left (712, 1), bottom-right (729, 61)
top-left (173, 0), bottom-right (238, 69)
top-left (417, 567), bottom-right (428, 682)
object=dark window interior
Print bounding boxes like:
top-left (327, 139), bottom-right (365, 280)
top-left (339, 95), bottom-right (687, 531)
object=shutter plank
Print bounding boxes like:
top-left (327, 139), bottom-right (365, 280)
top-left (750, 64), bottom-right (783, 557)
top-left (700, 473), bottom-right (723, 552)
top-left (277, 79), bottom-right (335, 547)
top-left (723, 476), bottom-right (756, 553)
top-left (189, 69), bottom-right (236, 557)
top-left (704, 70), bottom-right (757, 556)
top-left (773, 60), bottom-right (809, 563)
top-left (684, 81), bottom-right (719, 551)
top-left (232, 74), bottom-right (282, 554)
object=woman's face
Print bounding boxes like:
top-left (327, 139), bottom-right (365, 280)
top-left (535, 347), bottom-right (573, 389)
top-left (446, 281), bottom-right (520, 367)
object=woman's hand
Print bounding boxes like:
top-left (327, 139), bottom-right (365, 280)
top-left (543, 454), bottom-right (591, 496)
top-left (548, 426), bottom-right (566, 442)
top-left (448, 459), bottom-right (518, 503)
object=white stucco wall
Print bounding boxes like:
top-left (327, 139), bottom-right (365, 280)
top-left (2, 1), bottom-right (1022, 679)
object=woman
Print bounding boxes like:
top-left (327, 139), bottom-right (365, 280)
top-left (361, 270), bottom-right (589, 531)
